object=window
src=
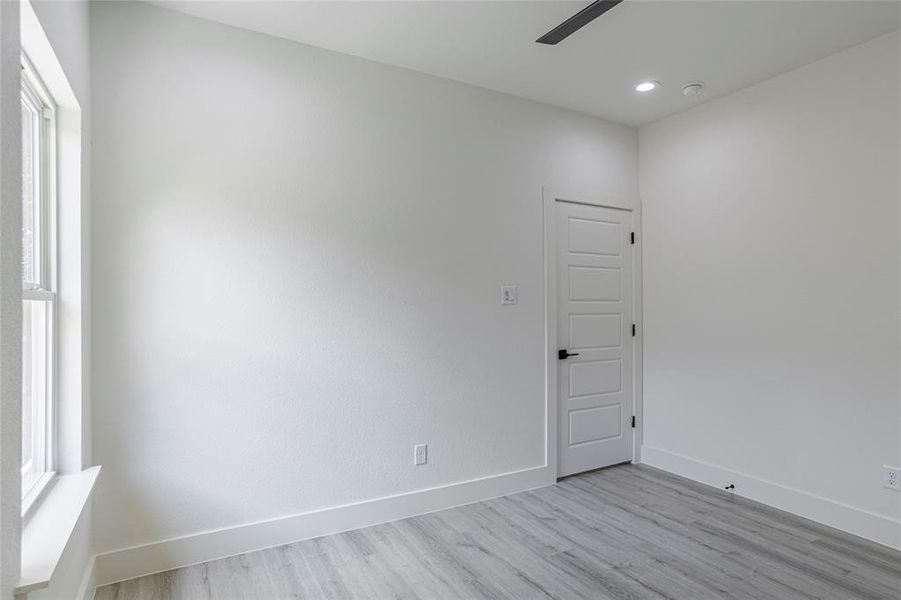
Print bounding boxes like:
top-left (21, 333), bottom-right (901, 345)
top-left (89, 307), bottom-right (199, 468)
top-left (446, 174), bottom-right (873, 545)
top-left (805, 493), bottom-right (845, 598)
top-left (21, 55), bottom-right (57, 502)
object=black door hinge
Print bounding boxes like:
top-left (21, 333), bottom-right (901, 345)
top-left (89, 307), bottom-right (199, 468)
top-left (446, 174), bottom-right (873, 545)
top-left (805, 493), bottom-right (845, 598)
top-left (631, 415), bottom-right (636, 428)
top-left (630, 232), bottom-right (635, 244)
top-left (632, 323), bottom-right (636, 337)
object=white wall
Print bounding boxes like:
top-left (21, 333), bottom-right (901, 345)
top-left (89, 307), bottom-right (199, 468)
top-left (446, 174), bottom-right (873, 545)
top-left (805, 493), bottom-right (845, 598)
top-left (30, 1), bottom-right (89, 104)
top-left (640, 31), bottom-right (901, 548)
top-left (90, 0), bottom-right (637, 557)
top-left (0, 2), bottom-right (22, 599)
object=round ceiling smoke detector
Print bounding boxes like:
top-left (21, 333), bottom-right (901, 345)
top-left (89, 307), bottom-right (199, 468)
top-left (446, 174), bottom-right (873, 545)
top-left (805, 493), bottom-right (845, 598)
top-left (682, 81), bottom-right (706, 96)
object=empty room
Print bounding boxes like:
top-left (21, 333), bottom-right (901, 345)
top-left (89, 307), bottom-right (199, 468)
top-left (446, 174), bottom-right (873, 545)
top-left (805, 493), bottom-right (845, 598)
top-left (0, 0), bottom-right (900, 598)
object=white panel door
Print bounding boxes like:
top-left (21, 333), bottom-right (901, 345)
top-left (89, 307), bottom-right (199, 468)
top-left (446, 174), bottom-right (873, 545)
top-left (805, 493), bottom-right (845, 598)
top-left (557, 201), bottom-right (633, 477)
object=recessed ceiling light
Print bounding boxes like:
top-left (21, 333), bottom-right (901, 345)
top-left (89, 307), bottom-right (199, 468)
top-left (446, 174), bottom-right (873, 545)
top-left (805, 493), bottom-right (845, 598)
top-left (682, 81), bottom-right (706, 96)
top-left (635, 80), bottom-right (659, 93)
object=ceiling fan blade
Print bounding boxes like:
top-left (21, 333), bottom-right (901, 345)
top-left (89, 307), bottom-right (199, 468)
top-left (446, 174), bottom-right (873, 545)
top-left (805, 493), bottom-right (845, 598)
top-left (536, 0), bottom-right (624, 45)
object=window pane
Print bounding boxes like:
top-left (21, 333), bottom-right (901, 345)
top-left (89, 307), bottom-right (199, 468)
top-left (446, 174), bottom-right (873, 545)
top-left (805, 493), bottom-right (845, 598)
top-left (21, 94), bottom-right (39, 286)
top-left (21, 299), bottom-right (48, 495)
top-left (22, 300), bottom-right (32, 468)
top-left (20, 61), bottom-right (56, 502)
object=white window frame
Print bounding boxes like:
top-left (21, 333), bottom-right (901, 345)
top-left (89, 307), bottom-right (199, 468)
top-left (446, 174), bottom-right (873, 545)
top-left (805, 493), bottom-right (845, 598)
top-left (21, 53), bottom-right (58, 513)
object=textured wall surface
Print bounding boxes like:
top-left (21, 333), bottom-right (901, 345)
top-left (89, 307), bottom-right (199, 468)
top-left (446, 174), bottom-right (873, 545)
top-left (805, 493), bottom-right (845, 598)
top-left (0, 1), bottom-right (21, 598)
top-left (91, 1), bottom-right (637, 554)
top-left (641, 32), bottom-right (900, 529)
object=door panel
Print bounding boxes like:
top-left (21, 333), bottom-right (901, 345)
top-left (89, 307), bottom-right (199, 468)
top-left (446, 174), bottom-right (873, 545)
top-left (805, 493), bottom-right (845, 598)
top-left (557, 202), bottom-right (633, 477)
top-left (569, 360), bottom-right (621, 397)
top-left (568, 266), bottom-right (621, 301)
top-left (567, 218), bottom-right (621, 256)
top-left (569, 405), bottom-right (622, 445)
top-left (569, 314), bottom-right (621, 349)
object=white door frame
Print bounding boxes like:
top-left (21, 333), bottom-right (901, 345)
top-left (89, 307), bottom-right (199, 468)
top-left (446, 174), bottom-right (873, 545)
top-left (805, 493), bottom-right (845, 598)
top-left (543, 187), bottom-right (643, 479)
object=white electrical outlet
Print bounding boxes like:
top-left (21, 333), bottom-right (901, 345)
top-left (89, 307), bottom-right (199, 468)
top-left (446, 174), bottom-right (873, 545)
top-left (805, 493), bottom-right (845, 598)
top-left (500, 286), bottom-right (518, 305)
top-left (884, 465), bottom-right (901, 491)
top-left (414, 444), bottom-right (428, 466)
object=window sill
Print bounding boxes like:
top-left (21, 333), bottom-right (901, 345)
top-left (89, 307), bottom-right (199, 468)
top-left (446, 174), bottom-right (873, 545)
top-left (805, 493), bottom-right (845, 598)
top-left (21, 471), bottom-right (57, 520)
top-left (16, 466), bottom-right (101, 596)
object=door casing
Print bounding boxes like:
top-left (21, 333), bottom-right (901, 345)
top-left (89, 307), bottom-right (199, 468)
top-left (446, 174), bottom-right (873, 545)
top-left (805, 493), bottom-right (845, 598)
top-left (542, 188), bottom-right (643, 479)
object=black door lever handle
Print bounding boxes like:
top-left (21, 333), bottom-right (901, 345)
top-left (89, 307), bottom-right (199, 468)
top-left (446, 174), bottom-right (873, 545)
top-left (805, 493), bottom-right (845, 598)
top-left (558, 349), bottom-right (580, 360)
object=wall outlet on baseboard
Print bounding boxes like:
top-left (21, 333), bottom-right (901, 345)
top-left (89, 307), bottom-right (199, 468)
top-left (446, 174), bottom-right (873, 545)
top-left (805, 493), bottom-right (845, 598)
top-left (883, 465), bottom-right (900, 491)
top-left (414, 444), bottom-right (428, 466)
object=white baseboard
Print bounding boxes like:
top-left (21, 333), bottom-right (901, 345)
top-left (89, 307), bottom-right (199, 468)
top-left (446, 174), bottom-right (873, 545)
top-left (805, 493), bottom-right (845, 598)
top-left (94, 464), bottom-right (553, 587)
top-left (641, 445), bottom-right (901, 551)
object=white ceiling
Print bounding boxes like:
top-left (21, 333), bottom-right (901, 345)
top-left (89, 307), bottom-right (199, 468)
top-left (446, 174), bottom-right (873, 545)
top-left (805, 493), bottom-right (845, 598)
top-left (150, 1), bottom-right (900, 126)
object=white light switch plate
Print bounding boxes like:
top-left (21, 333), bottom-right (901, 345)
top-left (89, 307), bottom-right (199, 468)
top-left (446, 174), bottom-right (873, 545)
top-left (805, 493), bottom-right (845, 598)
top-left (501, 286), bottom-right (518, 305)
top-left (414, 444), bottom-right (428, 466)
